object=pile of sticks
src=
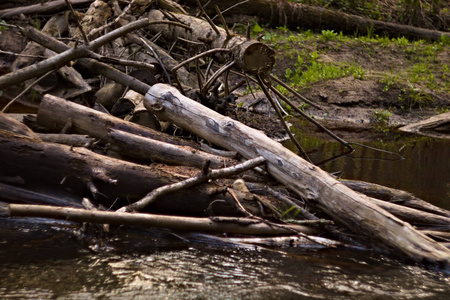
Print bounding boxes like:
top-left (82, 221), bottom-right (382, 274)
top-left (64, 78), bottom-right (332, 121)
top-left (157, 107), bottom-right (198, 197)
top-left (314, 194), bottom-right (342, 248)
top-left (0, 0), bottom-right (449, 272)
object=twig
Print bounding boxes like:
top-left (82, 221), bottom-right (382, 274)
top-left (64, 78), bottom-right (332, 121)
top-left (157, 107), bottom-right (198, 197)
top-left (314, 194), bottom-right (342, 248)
top-left (270, 84), bottom-right (355, 152)
top-left (139, 36), bottom-right (172, 84)
top-left (256, 74), bottom-right (311, 162)
top-left (0, 50), bottom-right (45, 59)
top-left (214, 5), bottom-right (233, 39)
top-left (172, 48), bottom-right (231, 93)
top-left (118, 156), bottom-right (266, 212)
top-left (201, 60), bottom-right (235, 95)
top-left (87, 0), bottom-right (135, 39)
top-left (196, 0), bottom-right (220, 36)
top-left (94, 55), bottom-right (156, 72)
top-left (211, 0), bottom-right (251, 21)
top-left (227, 187), bottom-right (334, 247)
top-left (1, 18), bottom-right (188, 90)
top-left (64, 0), bottom-right (89, 45)
top-left (270, 74), bottom-right (322, 110)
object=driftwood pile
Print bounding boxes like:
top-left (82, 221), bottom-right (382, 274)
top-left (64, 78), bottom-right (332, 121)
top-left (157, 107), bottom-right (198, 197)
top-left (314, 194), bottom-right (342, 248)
top-left (0, 0), bottom-right (449, 272)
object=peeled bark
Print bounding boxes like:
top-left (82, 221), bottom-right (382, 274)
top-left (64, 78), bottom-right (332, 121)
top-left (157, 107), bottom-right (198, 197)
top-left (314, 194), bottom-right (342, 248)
top-left (144, 83), bottom-right (450, 269)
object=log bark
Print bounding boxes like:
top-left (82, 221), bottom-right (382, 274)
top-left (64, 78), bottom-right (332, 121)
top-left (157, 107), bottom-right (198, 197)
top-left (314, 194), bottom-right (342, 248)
top-left (37, 94), bottom-right (193, 146)
top-left (11, 13), bottom-right (69, 71)
top-left (144, 83), bottom-right (450, 269)
top-left (186, 0), bottom-right (450, 41)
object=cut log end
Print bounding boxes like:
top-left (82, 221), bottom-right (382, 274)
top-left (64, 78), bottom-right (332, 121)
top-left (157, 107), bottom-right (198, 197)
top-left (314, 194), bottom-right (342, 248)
top-left (234, 41), bottom-right (276, 74)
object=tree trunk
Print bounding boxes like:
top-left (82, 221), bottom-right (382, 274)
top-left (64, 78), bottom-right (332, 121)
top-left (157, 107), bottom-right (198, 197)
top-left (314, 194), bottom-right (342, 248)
top-left (144, 83), bottom-right (450, 269)
top-left (186, 0), bottom-right (450, 41)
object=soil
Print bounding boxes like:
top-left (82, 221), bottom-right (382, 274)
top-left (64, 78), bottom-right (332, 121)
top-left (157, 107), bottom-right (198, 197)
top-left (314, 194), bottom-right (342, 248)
top-left (266, 37), bottom-right (450, 141)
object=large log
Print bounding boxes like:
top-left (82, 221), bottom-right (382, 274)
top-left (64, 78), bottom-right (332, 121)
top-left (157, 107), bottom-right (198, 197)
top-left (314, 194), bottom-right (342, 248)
top-left (36, 94), bottom-right (229, 168)
top-left (144, 83), bottom-right (450, 269)
top-left (185, 0), bottom-right (450, 41)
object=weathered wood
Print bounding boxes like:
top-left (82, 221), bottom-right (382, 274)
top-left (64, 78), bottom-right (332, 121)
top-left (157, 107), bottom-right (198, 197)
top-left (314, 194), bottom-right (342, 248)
top-left (144, 83), bottom-right (450, 269)
top-left (0, 112), bottom-right (40, 139)
top-left (399, 112), bottom-right (450, 139)
top-left (17, 25), bottom-right (151, 95)
top-left (37, 94), bottom-right (230, 168)
top-left (0, 130), bottom-right (239, 216)
top-left (7, 204), bottom-right (318, 236)
top-left (370, 198), bottom-right (450, 227)
top-left (12, 13), bottom-right (69, 71)
top-left (37, 94), bottom-right (195, 147)
top-left (38, 133), bottom-right (94, 147)
top-left (343, 179), bottom-right (450, 218)
top-left (108, 128), bottom-right (230, 168)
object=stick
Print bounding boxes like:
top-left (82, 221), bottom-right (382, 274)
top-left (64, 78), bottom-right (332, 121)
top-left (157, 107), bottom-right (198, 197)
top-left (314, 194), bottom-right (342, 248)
top-left (119, 156), bottom-right (266, 212)
top-left (7, 204), bottom-right (318, 236)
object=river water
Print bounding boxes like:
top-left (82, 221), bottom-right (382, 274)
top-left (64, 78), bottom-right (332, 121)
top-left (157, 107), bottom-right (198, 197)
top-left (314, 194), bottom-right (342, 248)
top-left (1, 134), bottom-right (449, 299)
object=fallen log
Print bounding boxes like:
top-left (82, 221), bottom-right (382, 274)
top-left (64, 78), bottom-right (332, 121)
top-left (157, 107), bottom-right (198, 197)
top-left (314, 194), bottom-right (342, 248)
top-left (186, 0), bottom-right (450, 41)
top-left (144, 83), bottom-right (450, 269)
top-left (399, 112), bottom-right (450, 139)
top-left (342, 179), bottom-right (450, 218)
top-left (37, 94), bottom-right (229, 168)
top-left (36, 93), bottom-right (192, 146)
top-left (147, 9), bottom-right (276, 75)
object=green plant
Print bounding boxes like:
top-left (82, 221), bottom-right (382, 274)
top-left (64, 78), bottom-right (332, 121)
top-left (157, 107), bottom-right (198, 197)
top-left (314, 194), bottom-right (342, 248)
top-left (380, 73), bottom-right (400, 92)
top-left (439, 35), bottom-right (450, 46)
top-left (393, 36), bottom-right (410, 47)
top-left (0, 20), bottom-right (8, 31)
top-left (399, 82), bottom-right (433, 110)
top-left (31, 17), bottom-right (40, 30)
top-left (352, 67), bottom-right (365, 80)
top-left (321, 29), bottom-right (338, 41)
top-left (370, 110), bottom-right (391, 133)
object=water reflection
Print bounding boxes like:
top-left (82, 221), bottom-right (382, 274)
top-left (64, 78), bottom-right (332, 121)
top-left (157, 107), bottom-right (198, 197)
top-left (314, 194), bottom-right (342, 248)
top-left (1, 223), bottom-right (449, 300)
top-left (286, 133), bottom-right (450, 210)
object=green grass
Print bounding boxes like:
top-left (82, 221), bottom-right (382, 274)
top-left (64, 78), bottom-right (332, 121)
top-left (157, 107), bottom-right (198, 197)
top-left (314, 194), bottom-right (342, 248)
top-left (242, 21), bottom-right (448, 108)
